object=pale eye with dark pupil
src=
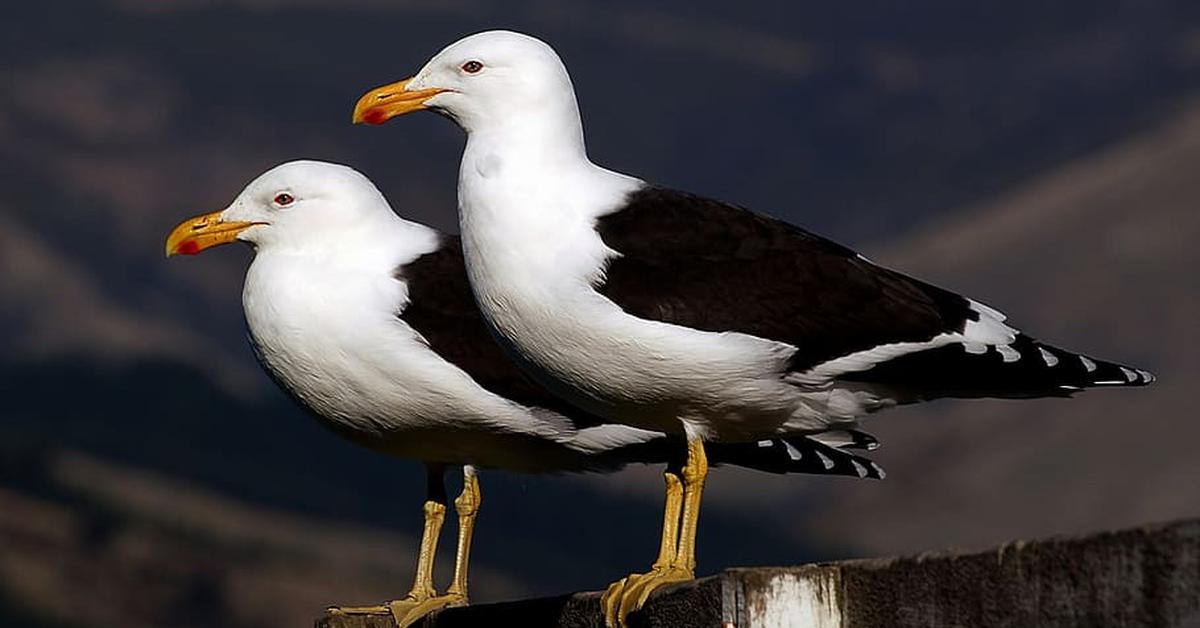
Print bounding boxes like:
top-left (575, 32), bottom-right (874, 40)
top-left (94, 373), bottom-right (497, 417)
top-left (274, 193), bottom-right (294, 206)
top-left (461, 60), bottom-right (483, 74)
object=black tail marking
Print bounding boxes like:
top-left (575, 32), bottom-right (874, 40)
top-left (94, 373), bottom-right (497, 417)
top-left (711, 436), bottom-right (885, 479)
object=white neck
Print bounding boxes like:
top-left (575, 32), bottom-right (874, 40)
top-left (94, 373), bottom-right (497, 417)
top-left (461, 103), bottom-right (589, 177)
top-left (458, 135), bottom-right (640, 292)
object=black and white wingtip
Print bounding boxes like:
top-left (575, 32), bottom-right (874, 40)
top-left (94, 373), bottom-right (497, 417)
top-left (1061, 350), bottom-right (1157, 389)
top-left (993, 334), bottom-right (1156, 392)
top-left (847, 331), bottom-right (1155, 401)
top-left (751, 437), bottom-right (886, 479)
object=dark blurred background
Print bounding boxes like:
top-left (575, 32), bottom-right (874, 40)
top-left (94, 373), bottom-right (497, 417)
top-left (2, 1), bottom-right (1197, 626)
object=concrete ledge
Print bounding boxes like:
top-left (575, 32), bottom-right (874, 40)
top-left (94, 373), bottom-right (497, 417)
top-left (316, 518), bottom-right (1200, 627)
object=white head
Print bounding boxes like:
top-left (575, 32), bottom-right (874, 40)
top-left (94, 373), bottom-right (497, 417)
top-left (352, 31), bottom-right (584, 145)
top-left (165, 160), bottom-right (416, 258)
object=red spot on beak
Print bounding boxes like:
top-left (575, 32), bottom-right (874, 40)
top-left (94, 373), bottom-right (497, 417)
top-left (362, 107), bottom-right (390, 125)
top-left (177, 239), bottom-right (201, 255)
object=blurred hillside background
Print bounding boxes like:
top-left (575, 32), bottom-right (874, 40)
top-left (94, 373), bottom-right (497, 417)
top-left (2, 1), bottom-right (1198, 626)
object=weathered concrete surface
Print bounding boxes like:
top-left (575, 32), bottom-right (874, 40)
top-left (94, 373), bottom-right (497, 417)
top-left (832, 518), bottom-right (1200, 628)
top-left (315, 518), bottom-right (1200, 628)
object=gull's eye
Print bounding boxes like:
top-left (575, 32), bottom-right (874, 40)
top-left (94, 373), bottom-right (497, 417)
top-left (273, 192), bottom-right (295, 206)
top-left (461, 60), bottom-right (483, 74)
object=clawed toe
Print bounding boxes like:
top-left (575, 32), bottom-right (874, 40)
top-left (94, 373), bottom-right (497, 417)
top-left (324, 592), bottom-right (466, 628)
top-left (389, 593), bottom-right (467, 627)
top-left (602, 573), bottom-right (648, 627)
top-left (602, 567), bottom-right (693, 627)
top-left (617, 566), bottom-right (692, 625)
top-left (325, 603), bottom-right (393, 616)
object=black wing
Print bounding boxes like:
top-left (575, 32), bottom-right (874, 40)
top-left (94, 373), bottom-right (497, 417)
top-left (594, 187), bottom-right (1153, 397)
top-left (595, 186), bottom-right (975, 373)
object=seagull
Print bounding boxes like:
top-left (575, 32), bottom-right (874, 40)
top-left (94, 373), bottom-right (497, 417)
top-left (164, 160), bottom-right (884, 627)
top-left (352, 30), bottom-right (1156, 626)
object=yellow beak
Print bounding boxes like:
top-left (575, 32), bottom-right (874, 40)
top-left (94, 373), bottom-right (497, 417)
top-left (352, 78), bottom-right (446, 125)
top-left (164, 210), bottom-right (263, 257)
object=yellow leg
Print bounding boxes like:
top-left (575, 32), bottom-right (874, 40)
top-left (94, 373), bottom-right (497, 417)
top-left (408, 498), bottom-right (448, 596)
top-left (651, 471), bottom-right (684, 572)
top-left (601, 469), bottom-right (684, 626)
top-left (327, 465), bottom-right (483, 627)
top-left (445, 465), bottom-right (481, 600)
top-left (614, 438), bottom-right (708, 626)
top-left (674, 438), bottom-right (708, 573)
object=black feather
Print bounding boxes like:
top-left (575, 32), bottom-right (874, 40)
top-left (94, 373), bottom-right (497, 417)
top-left (594, 186), bottom-right (975, 373)
top-left (844, 334), bottom-right (1154, 401)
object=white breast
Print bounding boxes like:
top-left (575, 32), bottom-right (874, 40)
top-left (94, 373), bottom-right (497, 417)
top-left (242, 246), bottom-right (572, 464)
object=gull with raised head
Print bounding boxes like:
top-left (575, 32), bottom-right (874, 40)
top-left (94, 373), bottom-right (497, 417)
top-left (353, 30), bottom-right (1156, 626)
